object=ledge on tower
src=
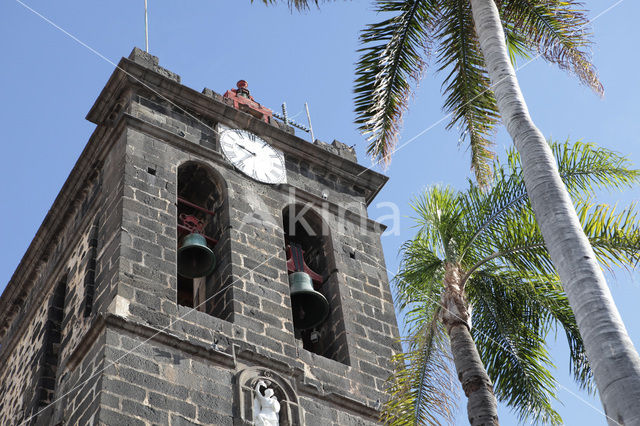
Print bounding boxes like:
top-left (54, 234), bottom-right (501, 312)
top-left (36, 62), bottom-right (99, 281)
top-left (313, 139), bottom-right (357, 163)
top-left (128, 47), bottom-right (181, 83)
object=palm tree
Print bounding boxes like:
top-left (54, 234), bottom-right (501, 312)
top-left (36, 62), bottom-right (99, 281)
top-left (384, 141), bottom-right (640, 425)
top-left (259, 0), bottom-right (640, 421)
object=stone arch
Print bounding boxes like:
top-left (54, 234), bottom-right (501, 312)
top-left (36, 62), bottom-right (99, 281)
top-left (281, 203), bottom-right (350, 365)
top-left (177, 161), bottom-right (233, 321)
top-left (281, 203), bottom-right (333, 279)
top-left (235, 367), bottom-right (301, 426)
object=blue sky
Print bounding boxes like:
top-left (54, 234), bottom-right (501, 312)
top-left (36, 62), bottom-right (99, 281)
top-left (1, 1), bottom-right (638, 424)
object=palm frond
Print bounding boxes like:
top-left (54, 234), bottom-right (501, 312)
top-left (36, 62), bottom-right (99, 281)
top-left (551, 140), bottom-right (640, 196)
top-left (501, 0), bottom-right (603, 94)
top-left (256, 0), bottom-right (327, 11)
top-left (461, 140), bottom-right (640, 260)
top-left (484, 205), bottom-right (555, 275)
top-left (577, 201), bottom-right (640, 270)
top-left (355, 0), bottom-right (438, 164)
top-left (409, 186), bottom-right (462, 261)
top-left (503, 20), bottom-right (531, 65)
top-left (469, 141), bottom-right (640, 276)
top-left (467, 200), bottom-right (640, 279)
top-left (436, 0), bottom-right (500, 185)
top-left (382, 305), bottom-right (457, 425)
top-left (458, 169), bottom-right (527, 259)
top-left (503, 140), bottom-right (640, 193)
top-left (528, 277), bottom-right (594, 393)
top-left (393, 140), bottom-right (638, 423)
top-left (395, 237), bottom-right (444, 311)
top-left (467, 271), bottom-right (562, 425)
top-left (389, 186), bottom-right (458, 424)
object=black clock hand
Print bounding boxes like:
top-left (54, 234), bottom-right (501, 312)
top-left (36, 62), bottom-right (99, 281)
top-left (237, 144), bottom-right (256, 156)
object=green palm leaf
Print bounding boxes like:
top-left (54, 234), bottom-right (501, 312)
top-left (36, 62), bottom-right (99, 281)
top-left (355, 0), bottom-right (438, 165)
top-left (500, 0), bottom-right (603, 94)
top-left (461, 140), bottom-right (640, 264)
top-left (387, 141), bottom-right (639, 424)
top-left (436, 0), bottom-right (500, 185)
top-left (395, 239), bottom-right (444, 311)
top-left (467, 271), bottom-right (561, 425)
top-left (256, 0), bottom-right (327, 11)
top-left (409, 186), bottom-right (462, 261)
top-left (529, 277), bottom-right (594, 393)
top-left (551, 141), bottom-right (640, 196)
top-left (388, 232), bottom-right (456, 424)
top-left (383, 313), bottom-right (457, 425)
top-left (577, 201), bottom-right (640, 270)
top-left (351, 0), bottom-right (602, 185)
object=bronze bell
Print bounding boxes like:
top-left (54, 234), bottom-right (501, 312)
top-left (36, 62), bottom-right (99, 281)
top-left (177, 233), bottom-right (216, 278)
top-left (289, 272), bottom-right (330, 330)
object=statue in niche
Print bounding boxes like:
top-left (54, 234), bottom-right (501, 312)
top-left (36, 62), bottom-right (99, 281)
top-left (252, 380), bottom-right (280, 426)
top-left (236, 367), bottom-right (300, 425)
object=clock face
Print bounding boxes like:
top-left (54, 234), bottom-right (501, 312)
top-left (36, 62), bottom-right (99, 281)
top-left (219, 128), bottom-right (287, 184)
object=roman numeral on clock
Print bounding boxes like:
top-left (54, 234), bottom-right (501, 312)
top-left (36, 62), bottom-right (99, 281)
top-left (269, 169), bottom-right (282, 180)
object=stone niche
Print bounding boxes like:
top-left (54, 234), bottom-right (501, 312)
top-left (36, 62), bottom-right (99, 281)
top-left (234, 367), bottom-right (301, 426)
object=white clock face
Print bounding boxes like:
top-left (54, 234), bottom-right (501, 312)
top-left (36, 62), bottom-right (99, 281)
top-left (219, 128), bottom-right (287, 184)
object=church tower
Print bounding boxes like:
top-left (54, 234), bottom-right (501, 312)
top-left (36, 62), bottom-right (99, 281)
top-left (0, 48), bottom-right (400, 425)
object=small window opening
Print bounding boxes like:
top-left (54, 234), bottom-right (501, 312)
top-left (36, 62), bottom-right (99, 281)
top-left (36, 277), bottom-right (67, 414)
top-left (177, 162), bottom-right (232, 321)
top-left (283, 205), bottom-right (350, 365)
top-left (147, 167), bottom-right (156, 176)
top-left (83, 218), bottom-right (99, 317)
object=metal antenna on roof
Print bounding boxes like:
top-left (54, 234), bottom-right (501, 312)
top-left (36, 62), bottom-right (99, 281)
top-left (144, 0), bottom-right (149, 52)
top-left (305, 102), bottom-right (315, 143)
top-left (282, 102), bottom-right (289, 125)
top-left (273, 102), bottom-right (315, 142)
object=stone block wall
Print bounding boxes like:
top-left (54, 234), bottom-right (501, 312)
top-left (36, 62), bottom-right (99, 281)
top-left (0, 128), bottom-right (127, 424)
top-left (0, 48), bottom-right (401, 425)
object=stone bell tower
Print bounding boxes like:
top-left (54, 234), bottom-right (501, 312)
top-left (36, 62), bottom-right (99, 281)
top-left (0, 48), bottom-right (400, 425)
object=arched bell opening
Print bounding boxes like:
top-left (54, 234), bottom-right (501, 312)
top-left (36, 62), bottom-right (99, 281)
top-left (177, 162), bottom-right (232, 321)
top-left (282, 204), bottom-right (349, 365)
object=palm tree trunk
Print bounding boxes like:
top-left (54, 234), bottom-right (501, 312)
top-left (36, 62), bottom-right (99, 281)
top-left (442, 263), bottom-right (499, 425)
top-left (468, 0), bottom-right (640, 423)
top-left (448, 324), bottom-right (499, 426)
